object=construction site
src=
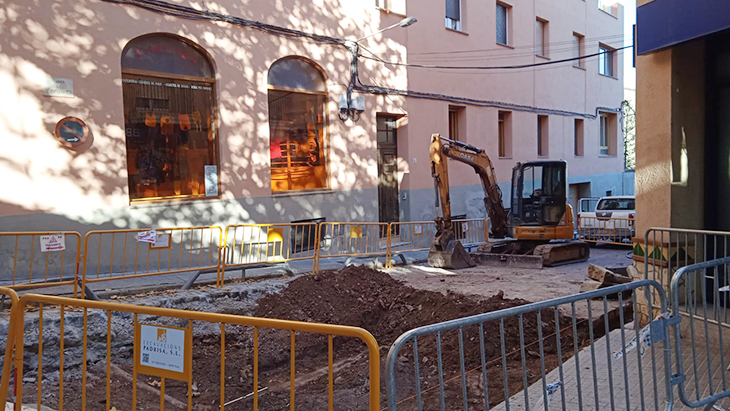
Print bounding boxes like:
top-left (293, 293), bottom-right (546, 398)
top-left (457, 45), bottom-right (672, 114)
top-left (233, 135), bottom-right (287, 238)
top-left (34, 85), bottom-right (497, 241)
top-left (0, 154), bottom-right (727, 410)
top-left (2, 0), bottom-right (730, 409)
top-left (1, 237), bottom-right (640, 410)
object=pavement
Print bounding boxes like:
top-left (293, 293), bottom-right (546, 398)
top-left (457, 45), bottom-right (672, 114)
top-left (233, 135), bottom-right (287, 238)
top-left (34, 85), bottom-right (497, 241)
top-left (491, 318), bottom-right (730, 411)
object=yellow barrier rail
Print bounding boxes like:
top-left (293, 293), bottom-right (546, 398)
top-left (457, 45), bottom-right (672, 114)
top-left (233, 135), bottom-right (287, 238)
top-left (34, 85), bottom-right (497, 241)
top-left (314, 222), bottom-right (390, 273)
top-left (0, 232), bottom-right (82, 297)
top-left (578, 216), bottom-right (635, 246)
top-left (452, 218), bottom-right (489, 249)
top-left (384, 221), bottom-right (437, 268)
top-left (11, 294), bottom-right (380, 411)
top-left (0, 287), bottom-right (19, 408)
top-left (81, 227), bottom-right (223, 295)
top-left (218, 223), bottom-right (319, 287)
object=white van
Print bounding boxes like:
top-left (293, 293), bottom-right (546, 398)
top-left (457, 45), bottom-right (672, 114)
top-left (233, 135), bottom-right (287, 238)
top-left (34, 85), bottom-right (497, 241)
top-left (578, 196), bottom-right (635, 243)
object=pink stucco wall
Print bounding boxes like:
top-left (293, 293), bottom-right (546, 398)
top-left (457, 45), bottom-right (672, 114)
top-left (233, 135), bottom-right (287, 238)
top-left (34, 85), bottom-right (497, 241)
top-left (0, 0), bottom-right (623, 227)
top-left (363, 0), bottom-right (625, 193)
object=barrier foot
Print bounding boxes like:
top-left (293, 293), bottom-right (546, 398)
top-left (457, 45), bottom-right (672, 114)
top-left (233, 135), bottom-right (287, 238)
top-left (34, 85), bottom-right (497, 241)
top-left (242, 263), bottom-right (294, 279)
top-left (79, 279), bottom-right (100, 301)
top-left (182, 269), bottom-right (206, 291)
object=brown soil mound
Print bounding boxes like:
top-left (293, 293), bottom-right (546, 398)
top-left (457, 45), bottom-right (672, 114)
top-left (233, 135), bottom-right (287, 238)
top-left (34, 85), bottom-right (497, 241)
top-left (25, 266), bottom-right (625, 411)
top-left (254, 265), bottom-right (530, 343)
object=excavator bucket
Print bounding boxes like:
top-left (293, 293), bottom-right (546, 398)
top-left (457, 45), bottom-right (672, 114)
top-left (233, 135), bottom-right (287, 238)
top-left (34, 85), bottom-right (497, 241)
top-left (427, 239), bottom-right (476, 269)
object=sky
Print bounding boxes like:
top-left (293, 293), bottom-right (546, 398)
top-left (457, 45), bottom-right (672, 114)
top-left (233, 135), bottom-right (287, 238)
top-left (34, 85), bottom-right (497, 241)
top-left (619, 0), bottom-right (637, 100)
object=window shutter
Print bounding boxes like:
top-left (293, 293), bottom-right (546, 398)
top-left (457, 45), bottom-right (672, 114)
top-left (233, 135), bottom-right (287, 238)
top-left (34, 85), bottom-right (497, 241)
top-left (496, 4), bottom-right (507, 44)
top-left (446, 0), bottom-right (460, 20)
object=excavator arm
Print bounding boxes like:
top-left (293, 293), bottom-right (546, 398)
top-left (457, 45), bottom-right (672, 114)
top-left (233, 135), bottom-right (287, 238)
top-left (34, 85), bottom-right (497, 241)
top-left (430, 134), bottom-right (509, 239)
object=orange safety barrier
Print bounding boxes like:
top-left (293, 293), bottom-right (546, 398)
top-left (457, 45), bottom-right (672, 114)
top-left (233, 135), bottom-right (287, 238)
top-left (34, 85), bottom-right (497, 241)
top-left (384, 221), bottom-right (437, 269)
top-left (11, 293), bottom-right (380, 411)
top-left (0, 287), bottom-right (19, 408)
top-left (578, 216), bottom-right (635, 246)
top-left (218, 223), bottom-right (320, 286)
top-left (314, 222), bottom-right (390, 273)
top-left (452, 218), bottom-right (489, 250)
top-left (0, 232), bottom-right (82, 297)
top-left (81, 227), bottom-right (223, 296)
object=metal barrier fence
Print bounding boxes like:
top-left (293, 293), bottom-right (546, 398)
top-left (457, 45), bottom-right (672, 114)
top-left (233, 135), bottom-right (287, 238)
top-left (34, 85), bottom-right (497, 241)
top-left (453, 218), bottom-right (489, 250)
top-left (81, 227), bottom-right (223, 295)
top-left (0, 219), bottom-right (491, 295)
top-left (670, 257), bottom-right (730, 410)
top-left (0, 287), bottom-right (19, 408)
top-left (578, 216), bottom-right (635, 246)
top-left (0, 232), bottom-right (82, 296)
top-left (9, 293), bottom-right (380, 411)
top-left (218, 223), bottom-right (319, 286)
top-left (641, 228), bottom-right (730, 321)
top-left (386, 280), bottom-right (673, 410)
top-left (385, 221), bottom-right (437, 269)
top-left (314, 222), bottom-right (389, 273)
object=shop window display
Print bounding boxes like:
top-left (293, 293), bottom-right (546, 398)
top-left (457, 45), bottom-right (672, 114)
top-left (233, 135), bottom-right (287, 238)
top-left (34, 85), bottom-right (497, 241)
top-left (121, 34), bottom-right (218, 201)
top-left (268, 57), bottom-right (328, 192)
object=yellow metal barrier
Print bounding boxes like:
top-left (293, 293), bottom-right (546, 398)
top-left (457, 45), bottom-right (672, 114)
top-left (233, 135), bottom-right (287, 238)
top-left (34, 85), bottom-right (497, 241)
top-left (314, 222), bottom-right (390, 273)
top-left (0, 232), bottom-right (82, 296)
top-left (452, 218), bottom-right (489, 249)
top-left (0, 287), bottom-right (19, 408)
top-left (578, 215), bottom-right (635, 246)
top-left (218, 223), bottom-right (320, 286)
top-left (384, 221), bottom-right (437, 268)
top-left (11, 293), bottom-right (380, 411)
top-left (81, 227), bottom-right (223, 295)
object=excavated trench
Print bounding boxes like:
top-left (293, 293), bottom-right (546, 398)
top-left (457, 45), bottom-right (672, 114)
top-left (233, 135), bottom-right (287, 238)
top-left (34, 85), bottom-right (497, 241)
top-left (4, 266), bottom-right (631, 410)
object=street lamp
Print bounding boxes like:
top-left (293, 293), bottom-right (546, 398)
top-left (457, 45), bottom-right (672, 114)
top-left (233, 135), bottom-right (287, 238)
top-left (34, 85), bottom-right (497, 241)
top-left (356, 17), bottom-right (418, 42)
top-left (340, 17), bottom-right (417, 121)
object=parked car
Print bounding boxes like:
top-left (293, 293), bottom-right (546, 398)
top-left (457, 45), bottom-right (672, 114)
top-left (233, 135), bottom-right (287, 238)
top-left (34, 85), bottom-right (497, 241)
top-left (578, 196), bottom-right (635, 244)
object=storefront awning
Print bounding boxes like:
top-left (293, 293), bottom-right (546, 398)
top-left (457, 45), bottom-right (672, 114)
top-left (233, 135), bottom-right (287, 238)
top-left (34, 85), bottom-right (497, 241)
top-left (637, 0), bottom-right (730, 55)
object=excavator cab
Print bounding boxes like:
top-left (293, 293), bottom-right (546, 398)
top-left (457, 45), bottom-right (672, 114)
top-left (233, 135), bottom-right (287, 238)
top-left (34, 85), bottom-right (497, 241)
top-left (510, 161), bottom-right (567, 230)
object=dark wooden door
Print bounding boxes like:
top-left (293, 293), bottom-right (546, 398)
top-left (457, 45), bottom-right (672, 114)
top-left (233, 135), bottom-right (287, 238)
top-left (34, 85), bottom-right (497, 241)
top-left (377, 115), bottom-right (399, 227)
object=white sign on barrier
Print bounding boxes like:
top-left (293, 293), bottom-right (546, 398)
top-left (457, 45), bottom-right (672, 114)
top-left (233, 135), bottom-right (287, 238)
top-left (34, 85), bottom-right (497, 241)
top-left (139, 324), bottom-right (186, 373)
top-left (40, 234), bottom-right (65, 252)
top-left (150, 233), bottom-right (170, 249)
top-left (136, 230), bottom-right (157, 243)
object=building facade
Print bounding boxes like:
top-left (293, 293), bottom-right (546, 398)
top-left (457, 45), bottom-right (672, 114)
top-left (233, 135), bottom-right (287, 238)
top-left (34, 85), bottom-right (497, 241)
top-left (634, 0), bottom-right (730, 235)
top-left (0, 0), bottom-right (626, 233)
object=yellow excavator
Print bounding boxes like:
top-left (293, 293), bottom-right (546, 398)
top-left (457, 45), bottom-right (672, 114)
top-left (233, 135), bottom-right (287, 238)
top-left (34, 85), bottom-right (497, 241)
top-left (428, 134), bottom-right (590, 268)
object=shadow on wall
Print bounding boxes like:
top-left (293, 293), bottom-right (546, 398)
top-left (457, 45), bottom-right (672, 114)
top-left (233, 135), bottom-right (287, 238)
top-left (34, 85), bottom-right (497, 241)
top-left (0, 0), bottom-right (407, 230)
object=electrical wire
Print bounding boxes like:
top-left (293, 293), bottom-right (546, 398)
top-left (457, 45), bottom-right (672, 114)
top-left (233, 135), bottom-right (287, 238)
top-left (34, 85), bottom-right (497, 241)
top-left (353, 52), bottom-right (623, 119)
top-left (403, 39), bottom-right (630, 64)
top-left (371, 33), bottom-right (627, 58)
top-left (360, 45), bottom-right (633, 70)
top-left (101, 0), bottom-right (346, 45)
top-left (101, 0), bottom-right (627, 121)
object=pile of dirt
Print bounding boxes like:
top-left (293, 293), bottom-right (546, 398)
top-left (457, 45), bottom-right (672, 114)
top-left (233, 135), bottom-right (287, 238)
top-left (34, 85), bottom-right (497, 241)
top-left (254, 265), bottom-right (529, 343)
top-left (246, 265), bottom-right (607, 410)
top-left (22, 266), bottom-right (626, 411)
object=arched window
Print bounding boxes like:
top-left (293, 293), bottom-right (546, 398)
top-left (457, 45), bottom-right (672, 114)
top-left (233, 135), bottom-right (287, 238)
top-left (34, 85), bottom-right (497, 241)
top-left (121, 34), bottom-right (219, 201)
top-left (268, 57), bottom-right (328, 192)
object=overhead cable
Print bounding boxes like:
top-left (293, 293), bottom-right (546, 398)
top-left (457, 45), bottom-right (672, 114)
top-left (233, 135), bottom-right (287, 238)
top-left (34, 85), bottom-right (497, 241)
top-left (360, 45), bottom-right (633, 70)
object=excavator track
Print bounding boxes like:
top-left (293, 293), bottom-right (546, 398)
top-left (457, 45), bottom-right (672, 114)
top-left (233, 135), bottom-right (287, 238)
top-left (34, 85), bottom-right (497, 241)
top-left (533, 241), bottom-right (590, 267)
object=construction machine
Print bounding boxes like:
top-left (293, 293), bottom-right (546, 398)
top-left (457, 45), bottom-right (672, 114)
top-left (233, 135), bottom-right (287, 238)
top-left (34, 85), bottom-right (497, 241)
top-left (428, 134), bottom-right (590, 268)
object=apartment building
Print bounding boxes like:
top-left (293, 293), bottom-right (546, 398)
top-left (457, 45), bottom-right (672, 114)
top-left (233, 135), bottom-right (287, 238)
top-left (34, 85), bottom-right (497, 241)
top-left (0, 0), bottom-right (625, 232)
